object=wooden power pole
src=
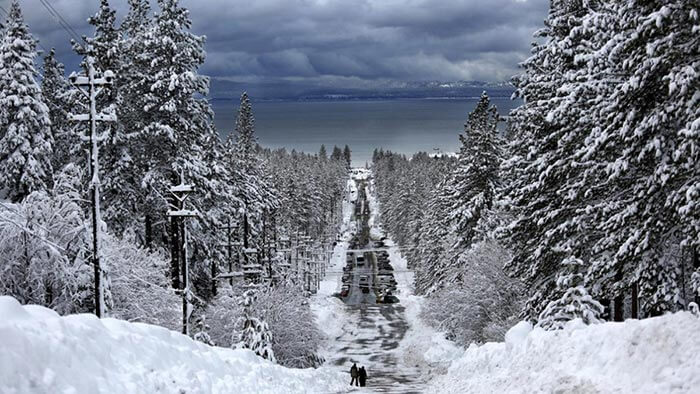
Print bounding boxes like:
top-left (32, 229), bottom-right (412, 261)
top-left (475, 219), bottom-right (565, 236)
top-left (68, 54), bottom-right (116, 318)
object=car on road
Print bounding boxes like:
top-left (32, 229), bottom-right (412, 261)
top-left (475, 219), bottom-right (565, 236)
top-left (359, 275), bottom-right (368, 284)
top-left (383, 294), bottom-right (399, 303)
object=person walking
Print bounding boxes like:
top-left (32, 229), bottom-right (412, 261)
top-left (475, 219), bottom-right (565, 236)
top-left (359, 366), bottom-right (367, 387)
top-left (350, 363), bottom-right (359, 386)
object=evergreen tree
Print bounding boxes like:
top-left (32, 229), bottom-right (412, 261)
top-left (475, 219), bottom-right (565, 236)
top-left (41, 48), bottom-right (73, 173)
top-left (331, 145), bottom-right (343, 161)
top-left (445, 93), bottom-right (501, 251)
top-left (538, 257), bottom-right (604, 330)
top-left (343, 145), bottom-right (351, 168)
top-left (228, 92), bottom-right (278, 244)
top-left (237, 289), bottom-right (276, 362)
top-left (102, 0), bottom-right (152, 239)
top-left (0, 1), bottom-right (53, 201)
top-left (121, 0), bottom-right (151, 39)
top-left (502, 0), bottom-right (607, 320)
top-left (582, 0), bottom-right (699, 317)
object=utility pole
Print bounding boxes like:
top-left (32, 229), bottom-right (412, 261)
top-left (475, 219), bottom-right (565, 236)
top-left (68, 54), bottom-right (116, 318)
top-left (168, 173), bottom-right (198, 335)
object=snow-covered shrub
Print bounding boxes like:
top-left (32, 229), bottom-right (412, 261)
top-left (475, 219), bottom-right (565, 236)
top-left (103, 230), bottom-right (180, 331)
top-left (421, 240), bottom-right (524, 345)
top-left (0, 164), bottom-right (180, 328)
top-left (203, 286), bottom-right (245, 348)
top-left (193, 315), bottom-right (216, 346)
top-left (237, 289), bottom-right (276, 362)
top-left (0, 166), bottom-right (92, 314)
top-left (254, 284), bottom-right (325, 368)
top-left (538, 257), bottom-right (603, 330)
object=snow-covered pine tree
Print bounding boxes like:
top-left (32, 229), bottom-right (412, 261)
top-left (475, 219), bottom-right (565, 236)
top-left (121, 0), bottom-right (151, 39)
top-left (0, 1), bottom-right (53, 201)
top-left (538, 257), bottom-right (604, 330)
top-left (76, 0), bottom-right (120, 74)
top-left (331, 145), bottom-right (343, 161)
top-left (502, 0), bottom-right (607, 321)
top-left (413, 177), bottom-right (453, 294)
top-left (99, 0), bottom-right (152, 240)
top-left (237, 289), bottom-right (276, 362)
top-left (41, 49), bottom-right (74, 173)
top-left (446, 92), bottom-right (501, 251)
top-left (228, 92), bottom-right (278, 246)
top-left (583, 0), bottom-right (699, 317)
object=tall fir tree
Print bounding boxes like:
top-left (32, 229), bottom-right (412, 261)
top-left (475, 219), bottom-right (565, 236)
top-left (343, 145), bottom-right (351, 169)
top-left (446, 92), bottom-right (501, 252)
top-left (582, 0), bottom-right (699, 317)
top-left (41, 49), bottom-right (74, 173)
top-left (502, 0), bottom-right (607, 321)
top-left (0, 1), bottom-right (53, 201)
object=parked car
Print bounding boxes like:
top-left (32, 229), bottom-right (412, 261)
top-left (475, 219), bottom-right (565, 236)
top-left (383, 294), bottom-right (399, 303)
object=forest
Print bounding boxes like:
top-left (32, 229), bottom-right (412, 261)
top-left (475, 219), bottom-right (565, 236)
top-left (0, 0), bottom-right (698, 392)
top-left (372, 0), bottom-right (699, 345)
top-left (0, 0), bottom-right (351, 368)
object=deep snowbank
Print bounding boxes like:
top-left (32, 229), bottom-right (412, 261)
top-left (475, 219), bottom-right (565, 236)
top-left (0, 296), bottom-right (345, 394)
top-left (426, 312), bottom-right (700, 393)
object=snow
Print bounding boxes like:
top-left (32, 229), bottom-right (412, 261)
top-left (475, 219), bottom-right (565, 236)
top-left (0, 296), bottom-right (346, 394)
top-left (426, 312), bottom-right (700, 393)
top-left (312, 177), bottom-right (355, 349)
top-left (504, 321), bottom-right (533, 346)
top-left (365, 173), bottom-right (464, 379)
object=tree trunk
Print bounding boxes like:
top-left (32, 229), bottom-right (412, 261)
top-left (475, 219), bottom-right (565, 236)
top-left (613, 268), bottom-right (624, 321)
top-left (145, 214), bottom-right (153, 249)
top-left (613, 295), bottom-right (624, 321)
top-left (694, 247), bottom-right (700, 305)
top-left (631, 282), bottom-right (639, 319)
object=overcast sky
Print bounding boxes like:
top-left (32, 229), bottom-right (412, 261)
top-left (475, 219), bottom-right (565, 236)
top-left (7, 0), bottom-right (548, 91)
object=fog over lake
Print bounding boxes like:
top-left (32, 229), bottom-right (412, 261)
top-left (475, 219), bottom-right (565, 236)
top-left (212, 98), bottom-right (520, 166)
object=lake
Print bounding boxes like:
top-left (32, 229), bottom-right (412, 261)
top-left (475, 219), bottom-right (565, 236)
top-left (211, 98), bottom-right (521, 166)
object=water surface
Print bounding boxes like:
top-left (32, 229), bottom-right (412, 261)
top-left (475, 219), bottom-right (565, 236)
top-left (212, 98), bottom-right (520, 165)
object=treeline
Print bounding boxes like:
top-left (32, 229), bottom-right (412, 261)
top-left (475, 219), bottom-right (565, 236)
top-left (0, 0), bottom-right (349, 367)
top-left (374, 0), bottom-right (698, 340)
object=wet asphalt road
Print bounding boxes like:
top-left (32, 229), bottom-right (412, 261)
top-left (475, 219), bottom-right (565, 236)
top-left (328, 180), bottom-right (425, 393)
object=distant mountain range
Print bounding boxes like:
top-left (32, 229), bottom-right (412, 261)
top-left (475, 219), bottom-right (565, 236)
top-left (208, 79), bottom-right (514, 102)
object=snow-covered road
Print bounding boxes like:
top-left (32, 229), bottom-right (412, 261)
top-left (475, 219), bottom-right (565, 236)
top-left (312, 170), bottom-right (462, 393)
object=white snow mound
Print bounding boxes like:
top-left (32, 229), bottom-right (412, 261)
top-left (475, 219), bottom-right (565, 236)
top-left (0, 296), bottom-right (346, 394)
top-left (427, 312), bottom-right (700, 393)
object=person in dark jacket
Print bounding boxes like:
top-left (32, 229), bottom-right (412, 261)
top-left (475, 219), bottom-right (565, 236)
top-left (350, 363), bottom-right (359, 386)
top-left (359, 366), bottom-right (368, 387)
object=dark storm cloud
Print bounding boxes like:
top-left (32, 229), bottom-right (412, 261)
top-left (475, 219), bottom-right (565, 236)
top-left (12, 0), bottom-right (548, 88)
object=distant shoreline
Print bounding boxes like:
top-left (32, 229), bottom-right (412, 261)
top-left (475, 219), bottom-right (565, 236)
top-left (208, 95), bottom-right (517, 103)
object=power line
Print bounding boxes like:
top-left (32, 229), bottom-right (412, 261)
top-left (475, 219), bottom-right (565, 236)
top-left (37, 0), bottom-right (85, 47)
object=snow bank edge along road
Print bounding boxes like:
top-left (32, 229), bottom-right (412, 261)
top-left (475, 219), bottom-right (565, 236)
top-left (426, 312), bottom-right (700, 394)
top-left (0, 296), bottom-right (346, 394)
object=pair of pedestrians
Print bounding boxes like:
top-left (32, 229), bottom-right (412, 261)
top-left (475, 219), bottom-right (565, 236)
top-left (349, 363), bottom-right (368, 387)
